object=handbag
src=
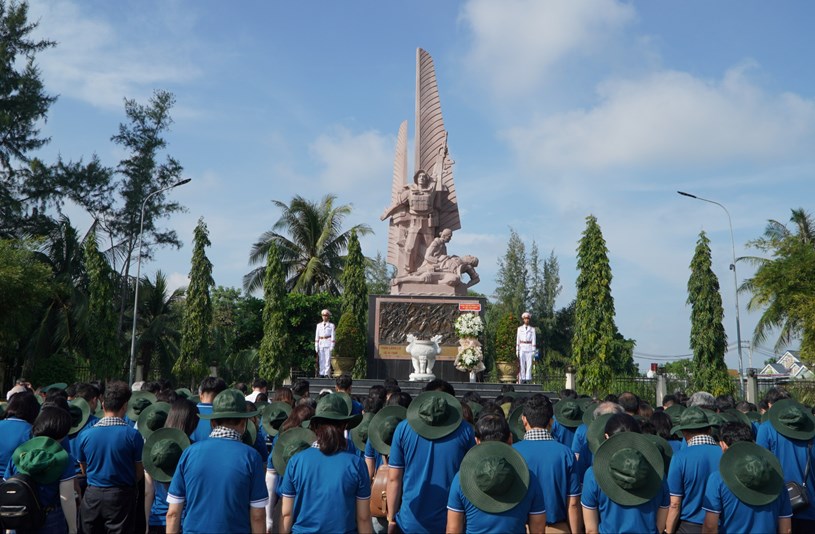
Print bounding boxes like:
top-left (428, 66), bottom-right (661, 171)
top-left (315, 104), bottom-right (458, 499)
top-left (370, 462), bottom-right (389, 518)
top-left (786, 440), bottom-right (813, 513)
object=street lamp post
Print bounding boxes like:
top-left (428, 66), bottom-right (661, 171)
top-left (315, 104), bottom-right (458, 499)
top-left (678, 191), bottom-right (745, 397)
top-left (128, 179), bottom-right (191, 386)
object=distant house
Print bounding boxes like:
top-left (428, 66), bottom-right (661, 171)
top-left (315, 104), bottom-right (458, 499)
top-left (759, 350), bottom-right (813, 379)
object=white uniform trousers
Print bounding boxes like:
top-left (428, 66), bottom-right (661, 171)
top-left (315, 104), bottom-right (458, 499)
top-left (519, 350), bottom-right (534, 381)
top-left (318, 347), bottom-right (332, 376)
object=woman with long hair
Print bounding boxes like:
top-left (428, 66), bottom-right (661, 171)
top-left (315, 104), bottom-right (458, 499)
top-left (0, 390), bottom-right (41, 479)
top-left (280, 394), bottom-right (372, 533)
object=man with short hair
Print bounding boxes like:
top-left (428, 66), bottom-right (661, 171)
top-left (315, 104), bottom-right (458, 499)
top-left (245, 378), bottom-right (268, 403)
top-left (167, 389), bottom-right (268, 533)
top-left (315, 309), bottom-right (335, 378)
top-left (189, 376), bottom-right (227, 443)
top-left (687, 391), bottom-right (716, 411)
top-left (336, 374), bottom-right (363, 415)
top-left (515, 312), bottom-right (535, 384)
top-left (618, 392), bottom-right (640, 416)
top-left (292, 379), bottom-right (310, 400)
top-left (78, 381), bottom-right (144, 534)
top-left (514, 394), bottom-right (582, 533)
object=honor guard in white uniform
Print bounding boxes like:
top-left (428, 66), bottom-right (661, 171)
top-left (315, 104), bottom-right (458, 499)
top-left (516, 312), bottom-right (535, 383)
top-left (314, 309), bottom-right (335, 378)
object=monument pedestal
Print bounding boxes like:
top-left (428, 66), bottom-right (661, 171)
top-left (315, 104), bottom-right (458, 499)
top-left (367, 294), bottom-right (486, 381)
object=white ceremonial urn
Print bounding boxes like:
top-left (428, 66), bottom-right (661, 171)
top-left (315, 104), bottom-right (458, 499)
top-left (406, 334), bottom-right (442, 382)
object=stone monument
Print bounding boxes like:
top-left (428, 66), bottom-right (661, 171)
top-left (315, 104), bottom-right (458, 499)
top-left (368, 49), bottom-right (487, 381)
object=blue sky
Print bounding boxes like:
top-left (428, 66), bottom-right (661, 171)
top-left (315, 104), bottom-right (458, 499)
top-left (29, 0), bottom-right (815, 372)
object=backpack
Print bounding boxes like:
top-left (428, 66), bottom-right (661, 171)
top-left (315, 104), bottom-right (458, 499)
top-left (0, 473), bottom-right (46, 529)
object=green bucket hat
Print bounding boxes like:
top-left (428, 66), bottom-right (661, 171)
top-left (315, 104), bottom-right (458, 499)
top-left (68, 398), bottom-right (91, 436)
top-left (768, 399), bottom-right (815, 441)
top-left (243, 420), bottom-right (258, 446)
top-left (310, 394), bottom-right (362, 429)
top-left (644, 434), bottom-right (673, 476)
top-left (669, 407), bottom-right (712, 435)
top-left (554, 399), bottom-right (584, 429)
top-left (261, 401), bottom-right (292, 437)
top-left (351, 412), bottom-right (375, 451)
top-left (199, 389), bottom-right (259, 420)
top-left (407, 391), bottom-right (462, 440)
top-left (175, 388), bottom-right (193, 399)
top-left (588, 413), bottom-right (615, 454)
top-left (138, 402), bottom-right (171, 440)
top-left (594, 432), bottom-right (664, 506)
top-left (143, 428), bottom-right (190, 483)
top-left (459, 441), bottom-right (530, 513)
top-left (12, 437), bottom-right (69, 484)
top-left (718, 409), bottom-right (752, 428)
top-left (467, 401), bottom-right (483, 420)
top-left (745, 411), bottom-right (761, 423)
top-left (334, 392), bottom-right (354, 415)
top-left (663, 404), bottom-right (686, 425)
top-left (720, 441), bottom-right (784, 506)
top-left (581, 402), bottom-right (599, 426)
top-left (126, 391), bottom-right (157, 421)
top-left (369, 406), bottom-right (407, 456)
top-left (271, 427), bottom-right (316, 475)
top-left (43, 382), bottom-right (67, 393)
top-left (508, 405), bottom-right (525, 443)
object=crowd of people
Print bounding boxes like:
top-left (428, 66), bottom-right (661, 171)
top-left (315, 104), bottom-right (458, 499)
top-left (1, 374), bottom-right (813, 534)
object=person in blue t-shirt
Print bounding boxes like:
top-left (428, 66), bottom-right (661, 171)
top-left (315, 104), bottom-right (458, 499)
top-left (513, 393), bottom-right (582, 532)
top-left (280, 393), bottom-right (371, 533)
top-left (387, 388), bottom-right (476, 534)
top-left (167, 389), bottom-right (268, 534)
top-left (665, 406), bottom-right (723, 534)
top-left (335, 374), bottom-right (364, 415)
top-left (0, 390), bottom-right (39, 479)
top-left (581, 424), bottom-right (669, 534)
top-left (188, 376), bottom-right (227, 443)
top-left (702, 422), bottom-right (793, 534)
top-left (78, 380), bottom-right (145, 534)
top-left (551, 397), bottom-right (583, 448)
top-left (447, 414), bottom-right (546, 534)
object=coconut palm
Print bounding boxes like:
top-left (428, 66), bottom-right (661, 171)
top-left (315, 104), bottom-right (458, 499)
top-left (133, 270), bottom-right (184, 379)
top-left (243, 194), bottom-right (372, 295)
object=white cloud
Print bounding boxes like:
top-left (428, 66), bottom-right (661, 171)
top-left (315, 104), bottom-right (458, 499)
top-left (502, 65), bottom-right (815, 171)
top-left (30, 0), bottom-right (201, 109)
top-left (461, 0), bottom-right (636, 96)
top-left (165, 271), bottom-right (189, 294)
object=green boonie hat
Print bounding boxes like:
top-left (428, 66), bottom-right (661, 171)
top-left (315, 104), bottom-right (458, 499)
top-left (644, 434), bottom-right (673, 476)
top-left (369, 406), bottom-right (407, 456)
top-left (94, 402), bottom-right (104, 419)
top-left (310, 394), bottom-right (362, 429)
top-left (720, 441), bottom-right (784, 506)
top-left (68, 398), bottom-right (91, 436)
top-left (670, 407), bottom-right (712, 435)
top-left (138, 402), bottom-right (171, 440)
top-left (768, 399), bottom-right (815, 441)
top-left (467, 401), bottom-right (483, 420)
top-left (175, 388), bottom-right (193, 399)
top-left (554, 399), bottom-right (584, 428)
top-left (663, 404), bottom-right (685, 425)
top-left (351, 412), bottom-right (375, 451)
top-left (131, 390), bottom-right (158, 404)
top-left (335, 392), bottom-right (354, 415)
top-left (594, 432), bottom-right (664, 506)
top-left (243, 420), bottom-right (258, 446)
top-left (588, 413), bottom-right (615, 455)
top-left (143, 428), bottom-right (190, 483)
top-left (745, 411), bottom-right (761, 422)
top-left (261, 402), bottom-right (292, 437)
top-left (581, 402), bottom-right (599, 426)
top-left (43, 382), bottom-right (67, 393)
top-left (126, 395), bottom-right (154, 422)
top-left (407, 391), bottom-right (462, 440)
top-left (272, 427), bottom-right (316, 475)
top-left (508, 405), bottom-right (525, 443)
top-left (459, 441), bottom-right (530, 513)
top-left (199, 389), bottom-right (259, 420)
top-left (719, 409), bottom-right (752, 428)
top-left (12, 437), bottom-right (69, 484)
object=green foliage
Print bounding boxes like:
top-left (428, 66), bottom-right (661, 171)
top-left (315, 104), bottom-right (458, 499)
top-left (334, 311), bottom-right (366, 361)
top-left (494, 312), bottom-right (518, 363)
top-left (84, 230), bottom-right (121, 379)
top-left (210, 287), bottom-right (264, 383)
top-left (366, 251), bottom-right (394, 295)
top-left (341, 230), bottom-right (368, 378)
top-left (572, 215), bottom-right (636, 395)
top-left (495, 228), bottom-right (528, 319)
top-left (258, 242), bottom-right (289, 385)
top-left (663, 359), bottom-right (694, 384)
top-left (28, 353), bottom-right (76, 389)
top-left (687, 231), bottom-right (733, 396)
top-left (136, 271), bottom-right (183, 380)
top-left (244, 194), bottom-right (372, 295)
top-left (176, 218), bottom-right (213, 383)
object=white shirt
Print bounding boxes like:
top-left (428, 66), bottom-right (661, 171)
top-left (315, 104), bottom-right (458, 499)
top-left (516, 325), bottom-right (536, 354)
top-left (315, 321), bottom-right (335, 351)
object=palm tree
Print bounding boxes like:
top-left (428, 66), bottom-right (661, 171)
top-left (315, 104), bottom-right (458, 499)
top-left (740, 208), bottom-right (815, 352)
top-left (133, 271), bottom-right (184, 380)
top-left (243, 194), bottom-right (372, 295)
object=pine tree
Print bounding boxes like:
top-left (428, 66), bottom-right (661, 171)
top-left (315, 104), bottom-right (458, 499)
top-left (84, 229), bottom-right (120, 379)
top-left (687, 231), bottom-right (734, 396)
top-left (176, 218), bottom-right (213, 383)
top-left (495, 228), bottom-right (528, 318)
top-left (341, 230), bottom-right (368, 378)
top-left (572, 215), bottom-right (635, 394)
top-left (258, 241), bottom-right (289, 385)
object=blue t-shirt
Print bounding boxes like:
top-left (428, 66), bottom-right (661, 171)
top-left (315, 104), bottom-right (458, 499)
top-left (388, 419), bottom-right (476, 533)
top-left (351, 399), bottom-right (363, 415)
top-left (0, 419), bottom-right (32, 479)
top-left (514, 438), bottom-right (580, 524)
top-left (189, 403), bottom-right (213, 443)
top-left (78, 423), bottom-right (144, 487)
top-left (5, 451), bottom-right (77, 508)
top-left (581, 466), bottom-right (669, 534)
top-left (447, 470), bottom-right (545, 534)
top-left (266, 434), bottom-right (279, 472)
top-left (68, 415), bottom-right (99, 474)
top-left (666, 443), bottom-right (722, 524)
top-left (149, 480), bottom-right (170, 526)
top-left (551, 418), bottom-right (577, 448)
top-left (702, 470), bottom-right (792, 534)
top-left (364, 439), bottom-right (383, 471)
top-left (280, 447), bottom-right (371, 533)
top-left (253, 424), bottom-right (269, 462)
top-left (668, 440), bottom-right (683, 454)
top-left (757, 421), bottom-right (815, 519)
top-left (168, 437), bottom-right (268, 534)
top-left (571, 423), bottom-right (592, 487)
